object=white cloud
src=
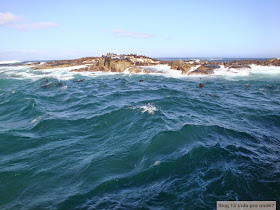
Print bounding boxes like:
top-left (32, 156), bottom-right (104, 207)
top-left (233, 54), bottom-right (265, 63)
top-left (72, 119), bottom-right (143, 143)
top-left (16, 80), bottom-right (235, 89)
top-left (112, 29), bottom-right (155, 39)
top-left (0, 12), bottom-right (21, 25)
top-left (0, 12), bottom-right (59, 30)
top-left (12, 22), bottom-right (59, 30)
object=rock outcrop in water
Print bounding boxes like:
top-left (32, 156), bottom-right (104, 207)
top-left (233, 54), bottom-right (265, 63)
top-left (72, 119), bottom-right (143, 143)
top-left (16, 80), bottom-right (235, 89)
top-left (29, 53), bottom-right (280, 76)
top-left (129, 66), bottom-right (143, 73)
top-left (189, 65), bottom-right (220, 75)
top-left (170, 60), bottom-right (194, 74)
top-left (93, 54), bottom-right (162, 72)
top-left (31, 57), bottom-right (99, 70)
top-left (224, 59), bottom-right (280, 69)
top-left (94, 57), bottom-right (134, 72)
top-left (31, 54), bottom-right (162, 72)
top-left (93, 54), bottom-right (161, 72)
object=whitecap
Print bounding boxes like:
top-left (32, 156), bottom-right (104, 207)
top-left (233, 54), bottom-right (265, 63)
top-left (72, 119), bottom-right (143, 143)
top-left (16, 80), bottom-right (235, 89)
top-left (153, 161), bottom-right (161, 166)
top-left (3, 63), bottom-right (280, 81)
top-left (128, 106), bottom-right (137, 110)
top-left (31, 116), bottom-right (42, 124)
top-left (61, 85), bottom-right (68, 90)
top-left (214, 65), bottom-right (250, 77)
top-left (0, 65), bottom-right (87, 81)
top-left (214, 64), bottom-right (280, 78)
top-left (30, 114), bottom-right (47, 124)
top-left (128, 103), bottom-right (158, 114)
top-left (250, 64), bottom-right (280, 75)
top-left (140, 103), bottom-right (158, 114)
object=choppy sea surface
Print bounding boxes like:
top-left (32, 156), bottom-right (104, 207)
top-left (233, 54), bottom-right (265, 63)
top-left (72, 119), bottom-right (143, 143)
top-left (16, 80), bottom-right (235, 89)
top-left (0, 59), bottom-right (280, 209)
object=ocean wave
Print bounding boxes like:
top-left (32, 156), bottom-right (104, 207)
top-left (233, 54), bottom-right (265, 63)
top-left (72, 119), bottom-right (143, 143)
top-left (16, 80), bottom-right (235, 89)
top-left (1, 71), bottom-right (280, 209)
top-left (1, 64), bottom-right (280, 82)
top-left (213, 65), bottom-right (251, 77)
top-left (56, 141), bottom-right (275, 209)
top-left (140, 103), bottom-right (158, 114)
top-left (129, 103), bottom-right (158, 115)
top-left (214, 64), bottom-right (280, 78)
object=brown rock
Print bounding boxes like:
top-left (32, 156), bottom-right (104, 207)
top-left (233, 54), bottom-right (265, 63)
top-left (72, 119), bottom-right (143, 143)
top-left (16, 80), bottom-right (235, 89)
top-left (111, 59), bottom-right (134, 72)
top-left (189, 65), bottom-right (218, 75)
top-left (71, 67), bottom-right (90, 72)
top-left (170, 60), bottom-right (193, 74)
top-left (201, 61), bottom-right (210, 65)
top-left (135, 62), bottom-right (157, 66)
top-left (97, 57), bottom-right (133, 72)
top-left (31, 57), bottom-right (99, 70)
top-left (129, 67), bottom-right (143, 73)
top-left (222, 59), bottom-right (280, 68)
top-left (224, 62), bottom-right (251, 69)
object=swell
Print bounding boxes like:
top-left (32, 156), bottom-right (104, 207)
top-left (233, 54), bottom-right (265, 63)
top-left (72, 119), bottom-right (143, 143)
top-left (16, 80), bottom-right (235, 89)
top-left (1, 75), bottom-right (280, 209)
top-left (54, 123), bottom-right (279, 209)
top-left (57, 146), bottom-right (280, 209)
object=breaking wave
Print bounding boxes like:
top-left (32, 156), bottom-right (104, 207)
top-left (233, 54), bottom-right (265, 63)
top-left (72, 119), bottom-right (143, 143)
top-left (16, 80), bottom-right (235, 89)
top-left (1, 63), bottom-right (280, 83)
top-left (0, 66), bottom-right (280, 209)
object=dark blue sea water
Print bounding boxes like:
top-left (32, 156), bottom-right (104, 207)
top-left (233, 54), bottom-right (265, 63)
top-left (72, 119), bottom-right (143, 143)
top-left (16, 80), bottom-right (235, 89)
top-left (0, 62), bottom-right (280, 209)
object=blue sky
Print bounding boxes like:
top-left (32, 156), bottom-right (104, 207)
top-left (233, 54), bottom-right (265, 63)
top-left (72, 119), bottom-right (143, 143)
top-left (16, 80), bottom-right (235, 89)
top-left (1, 0), bottom-right (280, 60)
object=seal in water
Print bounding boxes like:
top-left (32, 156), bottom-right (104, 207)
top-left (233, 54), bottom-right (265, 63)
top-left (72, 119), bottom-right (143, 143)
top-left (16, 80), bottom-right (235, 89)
top-left (139, 80), bottom-right (144, 82)
top-left (198, 84), bottom-right (204, 88)
top-left (206, 93), bottom-right (217, 97)
top-left (76, 79), bottom-right (85, 82)
top-left (41, 84), bottom-right (51, 88)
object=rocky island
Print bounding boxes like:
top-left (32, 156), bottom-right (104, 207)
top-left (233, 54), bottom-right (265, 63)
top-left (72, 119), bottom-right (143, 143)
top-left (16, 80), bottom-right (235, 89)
top-left (29, 53), bottom-right (280, 75)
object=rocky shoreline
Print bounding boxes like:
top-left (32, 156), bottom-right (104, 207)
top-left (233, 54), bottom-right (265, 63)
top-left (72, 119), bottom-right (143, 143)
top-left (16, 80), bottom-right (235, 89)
top-left (28, 53), bottom-right (280, 75)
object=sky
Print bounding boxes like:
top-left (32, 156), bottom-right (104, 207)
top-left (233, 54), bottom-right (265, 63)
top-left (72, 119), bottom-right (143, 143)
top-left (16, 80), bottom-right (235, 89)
top-left (1, 0), bottom-right (280, 61)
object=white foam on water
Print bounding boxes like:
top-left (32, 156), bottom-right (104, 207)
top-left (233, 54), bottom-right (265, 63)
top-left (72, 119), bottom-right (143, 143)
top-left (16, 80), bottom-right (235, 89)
top-left (214, 64), bottom-right (280, 78)
top-left (2, 63), bottom-right (280, 81)
top-left (138, 64), bottom-right (189, 78)
top-left (214, 65), bottom-right (250, 77)
top-left (30, 114), bottom-right (47, 124)
top-left (153, 161), bottom-right (161, 166)
top-left (30, 118), bottom-right (39, 124)
top-left (250, 64), bottom-right (280, 75)
top-left (140, 103), bottom-right (158, 114)
top-left (123, 67), bottom-right (131, 74)
top-left (79, 71), bottom-right (120, 77)
top-left (0, 65), bottom-right (32, 72)
top-left (61, 85), bottom-right (68, 90)
top-left (129, 103), bottom-right (158, 115)
top-left (1, 65), bottom-right (87, 81)
top-left (137, 64), bottom-right (214, 78)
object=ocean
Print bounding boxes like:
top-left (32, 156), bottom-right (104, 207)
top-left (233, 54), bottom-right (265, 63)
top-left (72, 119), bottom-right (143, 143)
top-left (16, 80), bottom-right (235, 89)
top-left (0, 59), bottom-right (280, 209)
